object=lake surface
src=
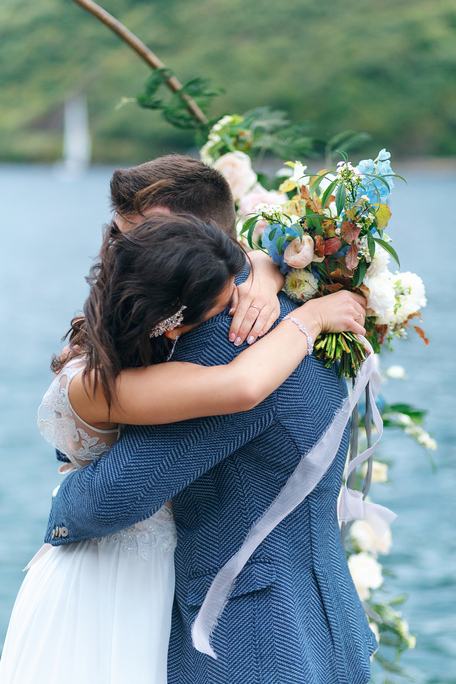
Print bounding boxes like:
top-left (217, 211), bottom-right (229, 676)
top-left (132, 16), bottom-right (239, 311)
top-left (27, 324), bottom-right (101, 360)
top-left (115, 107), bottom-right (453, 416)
top-left (0, 163), bottom-right (455, 682)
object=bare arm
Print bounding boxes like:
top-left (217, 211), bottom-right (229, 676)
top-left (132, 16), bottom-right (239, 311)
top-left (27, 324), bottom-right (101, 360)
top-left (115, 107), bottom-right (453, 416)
top-left (69, 290), bottom-right (366, 427)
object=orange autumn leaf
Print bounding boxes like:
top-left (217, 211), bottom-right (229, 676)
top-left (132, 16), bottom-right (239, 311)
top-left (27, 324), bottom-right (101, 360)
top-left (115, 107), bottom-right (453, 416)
top-left (301, 185), bottom-right (322, 213)
top-left (414, 326), bottom-right (429, 346)
top-left (324, 237), bottom-right (342, 255)
top-left (345, 242), bottom-right (359, 271)
top-left (314, 234), bottom-right (325, 257)
top-left (323, 283), bottom-right (344, 293)
top-left (356, 284), bottom-right (370, 297)
top-left (340, 220), bottom-right (361, 244)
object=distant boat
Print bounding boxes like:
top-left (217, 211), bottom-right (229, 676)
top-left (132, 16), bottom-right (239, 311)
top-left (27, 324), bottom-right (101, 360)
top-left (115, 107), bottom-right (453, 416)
top-left (61, 94), bottom-right (91, 175)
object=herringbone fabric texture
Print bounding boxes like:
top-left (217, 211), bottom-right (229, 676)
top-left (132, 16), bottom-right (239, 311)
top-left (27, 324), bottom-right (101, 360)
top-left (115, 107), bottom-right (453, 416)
top-left (46, 270), bottom-right (376, 683)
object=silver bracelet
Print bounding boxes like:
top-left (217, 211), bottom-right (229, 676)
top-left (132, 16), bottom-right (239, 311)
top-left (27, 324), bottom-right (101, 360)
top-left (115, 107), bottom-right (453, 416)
top-left (283, 315), bottom-right (314, 356)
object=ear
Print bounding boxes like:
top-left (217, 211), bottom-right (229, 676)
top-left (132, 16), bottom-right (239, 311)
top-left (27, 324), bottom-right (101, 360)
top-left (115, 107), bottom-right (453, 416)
top-left (164, 328), bottom-right (180, 340)
top-left (164, 323), bottom-right (195, 339)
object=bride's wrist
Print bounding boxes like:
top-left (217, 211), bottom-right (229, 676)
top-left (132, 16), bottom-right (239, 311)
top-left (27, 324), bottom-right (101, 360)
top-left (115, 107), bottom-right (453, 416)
top-left (291, 301), bottom-right (323, 340)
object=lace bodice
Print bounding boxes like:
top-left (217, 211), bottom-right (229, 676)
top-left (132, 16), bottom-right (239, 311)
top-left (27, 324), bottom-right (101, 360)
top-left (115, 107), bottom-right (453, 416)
top-left (37, 358), bottom-right (120, 470)
top-left (37, 358), bottom-right (176, 554)
top-left (96, 503), bottom-right (177, 556)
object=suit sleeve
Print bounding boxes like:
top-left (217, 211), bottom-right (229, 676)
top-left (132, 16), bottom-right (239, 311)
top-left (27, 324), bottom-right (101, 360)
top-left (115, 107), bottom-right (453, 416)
top-left (45, 313), bottom-right (277, 545)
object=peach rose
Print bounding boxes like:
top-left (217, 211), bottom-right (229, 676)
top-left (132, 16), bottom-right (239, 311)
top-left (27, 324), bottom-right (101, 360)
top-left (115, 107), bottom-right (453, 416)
top-left (212, 151), bottom-right (257, 201)
top-left (283, 235), bottom-right (315, 269)
top-left (237, 182), bottom-right (287, 218)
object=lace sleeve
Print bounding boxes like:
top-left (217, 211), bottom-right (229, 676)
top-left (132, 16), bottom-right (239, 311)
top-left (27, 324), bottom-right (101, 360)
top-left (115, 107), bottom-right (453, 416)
top-left (37, 360), bottom-right (119, 469)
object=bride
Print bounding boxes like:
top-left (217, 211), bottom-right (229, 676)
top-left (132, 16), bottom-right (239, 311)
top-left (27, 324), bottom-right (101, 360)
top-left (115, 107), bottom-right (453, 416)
top-left (0, 213), bottom-right (366, 684)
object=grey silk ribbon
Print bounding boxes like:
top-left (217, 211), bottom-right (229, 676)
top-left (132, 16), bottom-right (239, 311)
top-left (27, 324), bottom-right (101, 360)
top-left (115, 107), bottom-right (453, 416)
top-left (192, 337), bottom-right (396, 659)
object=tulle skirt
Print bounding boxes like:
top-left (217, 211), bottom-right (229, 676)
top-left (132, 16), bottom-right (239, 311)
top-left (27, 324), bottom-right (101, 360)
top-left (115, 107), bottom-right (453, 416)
top-left (0, 512), bottom-right (176, 684)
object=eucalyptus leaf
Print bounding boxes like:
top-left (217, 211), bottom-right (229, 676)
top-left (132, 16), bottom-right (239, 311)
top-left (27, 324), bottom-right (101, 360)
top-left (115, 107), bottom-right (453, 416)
top-left (275, 234), bottom-right (289, 253)
top-left (367, 232), bottom-right (376, 260)
top-left (321, 179), bottom-right (338, 208)
top-left (290, 223), bottom-right (303, 240)
top-left (240, 215), bottom-right (258, 234)
top-left (352, 260), bottom-right (368, 287)
top-left (247, 220), bottom-right (258, 248)
top-left (373, 238), bottom-right (400, 267)
top-left (335, 183), bottom-right (347, 214)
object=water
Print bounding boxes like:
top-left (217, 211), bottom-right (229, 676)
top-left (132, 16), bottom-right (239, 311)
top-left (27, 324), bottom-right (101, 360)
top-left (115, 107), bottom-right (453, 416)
top-left (0, 163), bottom-right (455, 681)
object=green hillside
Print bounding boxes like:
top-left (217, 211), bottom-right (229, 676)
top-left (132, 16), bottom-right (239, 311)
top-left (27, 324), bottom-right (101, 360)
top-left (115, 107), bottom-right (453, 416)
top-left (1, 0), bottom-right (455, 163)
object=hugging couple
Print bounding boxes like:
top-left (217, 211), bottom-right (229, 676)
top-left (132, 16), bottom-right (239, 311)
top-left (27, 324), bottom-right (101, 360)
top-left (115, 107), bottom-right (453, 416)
top-left (0, 155), bottom-right (377, 684)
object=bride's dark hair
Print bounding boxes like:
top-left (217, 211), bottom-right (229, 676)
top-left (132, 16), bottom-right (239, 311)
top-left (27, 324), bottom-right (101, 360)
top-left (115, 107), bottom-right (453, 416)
top-left (53, 213), bottom-right (246, 409)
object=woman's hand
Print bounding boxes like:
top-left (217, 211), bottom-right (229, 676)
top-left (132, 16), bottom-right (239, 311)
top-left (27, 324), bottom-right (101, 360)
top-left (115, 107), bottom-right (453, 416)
top-left (228, 283), bottom-right (281, 347)
top-left (229, 252), bottom-right (284, 346)
top-left (296, 291), bottom-right (367, 338)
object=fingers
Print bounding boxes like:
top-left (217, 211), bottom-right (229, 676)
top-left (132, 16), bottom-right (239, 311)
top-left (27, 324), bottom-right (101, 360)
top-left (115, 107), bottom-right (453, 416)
top-left (244, 306), bottom-right (277, 344)
top-left (344, 306), bottom-right (366, 336)
top-left (348, 292), bottom-right (367, 309)
top-left (230, 305), bottom-right (262, 345)
top-left (347, 319), bottom-right (366, 336)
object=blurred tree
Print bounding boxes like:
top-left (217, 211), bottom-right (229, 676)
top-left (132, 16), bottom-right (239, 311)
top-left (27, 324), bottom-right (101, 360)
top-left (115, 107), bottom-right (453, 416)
top-left (0, 0), bottom-right (455, 163)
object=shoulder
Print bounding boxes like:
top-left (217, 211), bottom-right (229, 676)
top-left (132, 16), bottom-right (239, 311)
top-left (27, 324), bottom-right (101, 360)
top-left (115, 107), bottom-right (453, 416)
top-left (173, 312), bottom-right (236, 366)
top-left (173, 283), bottom-right (297, 367)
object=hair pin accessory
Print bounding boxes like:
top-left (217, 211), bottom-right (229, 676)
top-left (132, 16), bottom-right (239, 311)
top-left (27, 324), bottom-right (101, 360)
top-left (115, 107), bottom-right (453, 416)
top-left (150, 305), bottom-right (187, 338)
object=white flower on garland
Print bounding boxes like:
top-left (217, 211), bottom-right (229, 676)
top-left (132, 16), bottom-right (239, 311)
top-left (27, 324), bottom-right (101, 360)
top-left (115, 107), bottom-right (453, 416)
top-left (361, 459), bottom-right (389, 483)
top-left (284, 269), bottom-right (319, 303)
top-left (212, 151), bottom-right (257, 201)
top-left (398, 619), bottom-right (416, 649)
top-left (350, 520), bottom-right (392, 555)
top-left (348, 551), bottom-right (383, 600)
top-left (404, 423), bottom-right (437, 450)
top-left (392, 271), bottom-right (427, 325)
top-left (384, 365), bottom-right (406, 380)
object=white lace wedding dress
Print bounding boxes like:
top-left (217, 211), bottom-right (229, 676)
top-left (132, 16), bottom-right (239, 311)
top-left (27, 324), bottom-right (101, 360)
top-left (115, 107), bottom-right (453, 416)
top-left (0, 359), bottom-right (177, 684)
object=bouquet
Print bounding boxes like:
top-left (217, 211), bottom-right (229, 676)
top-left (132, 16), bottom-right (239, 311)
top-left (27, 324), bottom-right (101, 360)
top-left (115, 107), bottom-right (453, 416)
top-left (237, 151), bottom-right (428, 378)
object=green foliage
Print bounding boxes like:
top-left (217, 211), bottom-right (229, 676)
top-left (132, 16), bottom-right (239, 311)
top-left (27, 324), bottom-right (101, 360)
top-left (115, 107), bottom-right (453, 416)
top-left (136, 68), bottom-right (221, 129)
top-left (1, 0), bottom-right (456, 162)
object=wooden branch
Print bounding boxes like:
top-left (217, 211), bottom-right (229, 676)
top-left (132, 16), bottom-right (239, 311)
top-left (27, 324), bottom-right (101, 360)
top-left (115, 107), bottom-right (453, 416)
top-left (71, 0), bottom-right (208, 124)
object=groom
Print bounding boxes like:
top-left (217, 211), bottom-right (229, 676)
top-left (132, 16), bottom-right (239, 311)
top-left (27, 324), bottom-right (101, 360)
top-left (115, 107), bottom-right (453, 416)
top-left (47, 156), bottom-right (376, 683)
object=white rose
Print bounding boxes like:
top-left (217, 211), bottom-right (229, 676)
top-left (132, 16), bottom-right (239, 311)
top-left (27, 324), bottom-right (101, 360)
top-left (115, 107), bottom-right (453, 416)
top-left (237, 183), bottom-right (287, 221)
top-left (361, 460), bottom-right (389, 483)
top-left (348, 552), bottom-right (383, 600)
top-left (212, 152), bottom-right (257, 201)
top-left (392, 271), bottom-right (427, 324)
top-left (384, 365), bottom-right (406, 380)
top-left (363, 271), bottom-right (396, 321)
top-left (283, 235), bottom-right (315, 269)
top-left (350, 519), bottom-right (392, 555)
top-left (284, 269), bottom-right (319, 303)
top-left (366, 244), bottom-right (390, 277)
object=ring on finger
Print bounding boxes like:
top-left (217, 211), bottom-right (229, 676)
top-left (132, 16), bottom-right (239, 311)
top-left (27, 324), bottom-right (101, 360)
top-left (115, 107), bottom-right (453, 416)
top-left (249, 304), bottom-right (261, 311)
top-left (355, 313), bottom-right (364, 322)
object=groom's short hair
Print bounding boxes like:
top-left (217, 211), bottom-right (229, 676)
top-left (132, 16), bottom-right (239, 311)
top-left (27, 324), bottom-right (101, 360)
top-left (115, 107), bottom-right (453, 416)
top-left (110, 155), bottom-right (236, 239)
